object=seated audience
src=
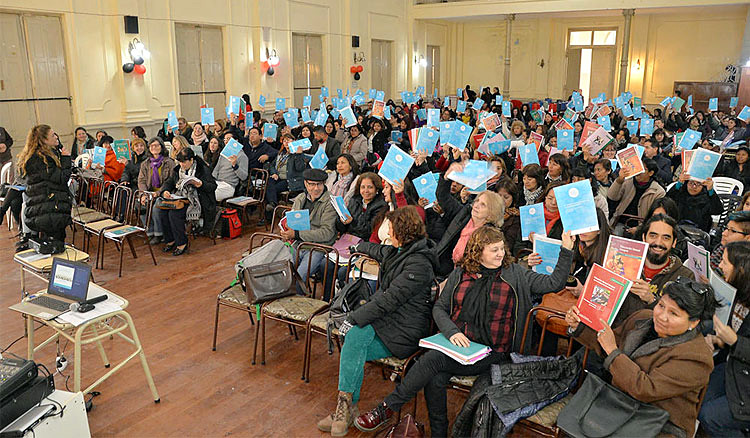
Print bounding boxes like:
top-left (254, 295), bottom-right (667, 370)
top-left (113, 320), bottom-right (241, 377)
top-left (520, 163), bottom-right (545, 206)
top-left (211, 139), bottom-right (248, 202)
top-left (608, 158), bottom-right (665, 231)
top-left (341, 125), bottom-right (368, 167)
top-left (266, 133), bottom-right (308, 211)
top-left (666, 173), bottom-right (723, 232)
top-left (495, 178), bottom-right (521, 255)
top-left (313, 125), bottom-right (341, 170)
top-left (326, 154), bottom-right (359, 202)
top-left (710, 211), bottom-right (750, 273)
top-left (138, 137), bottom-right (177, 244)
top-left (244, 127), bottom-right (278, 171)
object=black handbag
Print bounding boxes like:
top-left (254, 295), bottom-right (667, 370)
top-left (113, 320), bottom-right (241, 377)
top-left (557, 372), bottom-right (669, 438)
top-left (239, 259), bottom-right (301, 304)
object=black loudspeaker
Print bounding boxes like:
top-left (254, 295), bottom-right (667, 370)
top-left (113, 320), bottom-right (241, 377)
top-left (124, 15), bottom-right (139, 34)
top-left (352, 35), bottom-right (359, 48)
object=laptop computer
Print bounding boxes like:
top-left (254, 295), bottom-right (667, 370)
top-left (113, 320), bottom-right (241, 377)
top-left (9, 258), bottom-right (92, 320)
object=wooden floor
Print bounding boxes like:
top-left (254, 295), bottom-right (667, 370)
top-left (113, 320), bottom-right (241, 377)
top-left (0, 221), bottom-right (465, 437)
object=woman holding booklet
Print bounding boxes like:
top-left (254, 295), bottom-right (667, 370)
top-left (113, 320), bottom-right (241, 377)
top-left (565, 276), bottom-right (717, 438)
top-left (354, 225), bottom-right (574, 436)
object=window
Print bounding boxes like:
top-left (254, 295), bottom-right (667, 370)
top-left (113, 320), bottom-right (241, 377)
top-left (593, 30), bottom-right (616, 46)
top-left (569, 31), bottom-right (592, 46)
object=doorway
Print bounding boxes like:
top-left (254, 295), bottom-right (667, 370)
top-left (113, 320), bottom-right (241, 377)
top-left (371, 39), bottom-right (392, 99)
top-left (565, 29), bottom-right (617, 105)
top-left (292, 34), bottom-right (323, 108)
top-left (174, 24), bottom-right (226, 122)
top-left (426, 45), bottom-right (440, 99)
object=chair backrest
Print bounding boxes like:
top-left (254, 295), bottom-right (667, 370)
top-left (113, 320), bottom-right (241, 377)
top-left (270, 204), bottom-right (292, 234)
top-left (665, 181), bottom-right (677, 193)
top-left (715, 194), bottom-right (741, 231)
top-left (113, 184), bottom-right (132, 220)
top-left (73, 153), bottom-right (90, 169)
top-left (246, 168), bottom-right (269, 202)
top-left (712, 176), bottom-right (743, 196)
top-left (0, 161), bottom-right (12, 184)
top-left (345, 253), bottom-right (380, 290)
top-left (248, 232), bottom-right (283, 254)
top-left (297, 241), bottom-right (339, 301)
top-left (130, 190), bottom-right (154, 228)
top-left (101, 180), bottom-right (120, 215)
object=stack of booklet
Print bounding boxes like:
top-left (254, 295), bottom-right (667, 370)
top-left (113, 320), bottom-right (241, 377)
top-left (419, 334), bottom-right (491, 365)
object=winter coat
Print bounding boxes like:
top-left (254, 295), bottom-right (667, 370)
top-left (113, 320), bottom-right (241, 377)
top-left (717, 159), bottom-right (750, 194)
top-left (243, 141), bottom-right (278, 171)
top-left (335, 194), bottom-right (387, 240)
top-left (435, 246), bottom-right (573, 353)
top-left (607, 177), bottom-right (665, 227)
top-left (138, 156), bottom-right (177, 195)
top-left (666, 183), bottom-right (723, 232)
top-left (161, 157), bottom-right (217, 228)
top-left (120, 152), bottom-right (148, 189)
top-left (723, 306), bottom-right (750, 421)
top-left (370, 130), bottom-right (389, 158)
top-left (341, 133), bottom-right (368, 167)
top-left (573, 309), bottom-right (713, 438)
top-left (290, 189), bottom-right (338, 245)
top-left (349, 238), bottom-right (438, 359)
top-left (24, 154), bottom-right (73, 235)
top-left (434, 174), bottom-right (474, 277)
top-left (650, 153), bottom-right (673, 185)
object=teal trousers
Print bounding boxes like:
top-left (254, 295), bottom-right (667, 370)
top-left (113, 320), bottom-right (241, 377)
top-left (338, 324), bottom-right (392, 403)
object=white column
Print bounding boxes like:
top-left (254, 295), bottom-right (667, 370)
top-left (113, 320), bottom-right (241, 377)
top-left (503, 14), bottom-right (515, 96)
top-left (618, 9), bottom-right (635, 95)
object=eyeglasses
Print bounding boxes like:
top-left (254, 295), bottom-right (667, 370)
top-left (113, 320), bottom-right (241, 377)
top-left (725, 227), bottom-right (750, 236)
top-left (667, 276), bottom-right (709, 295)
top-left (687, 181), bottom-right (702, 187)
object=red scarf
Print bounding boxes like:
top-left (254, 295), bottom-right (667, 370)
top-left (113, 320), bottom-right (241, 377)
top-left (544, 205), bottom-right (560, 234)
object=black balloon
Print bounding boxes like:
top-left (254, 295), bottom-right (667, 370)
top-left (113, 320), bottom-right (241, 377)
top-left (353, 72), bottom-right (361, 80)
top-left (133, 56), bottom-right (144, 65)
top-left (122, 63), bottom-right (135, 73)
top-left (267, 66), bottom-right (275, 76)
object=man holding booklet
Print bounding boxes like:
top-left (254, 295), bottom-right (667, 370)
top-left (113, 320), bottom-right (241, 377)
top-left (355, 225), bottom-right (574, 436)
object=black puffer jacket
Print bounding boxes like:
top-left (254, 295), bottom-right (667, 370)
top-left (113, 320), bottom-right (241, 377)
top-left (434, 174), bottom-right (474, 277)
top-left (24, 154), bottom-right (73, 234)
top-left (119, 151), bottom-right (148, 190)
top-left (666, 183), bottom-right (723, 232)
top-left (335, 194), bottom-right (387, 240)
top-left (725, 310), bottom-right (750, 421)
top-left (349, 238), bottom-right (438, 358)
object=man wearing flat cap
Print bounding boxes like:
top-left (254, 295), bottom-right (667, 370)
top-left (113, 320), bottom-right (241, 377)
top-left (280, 167), bottom-right (338, 285)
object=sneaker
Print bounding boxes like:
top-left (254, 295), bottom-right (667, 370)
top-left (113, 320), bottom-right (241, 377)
top-left (149, 236), bottom-right (163, 245)
top-left (355, 402), bottom-right (394, 433)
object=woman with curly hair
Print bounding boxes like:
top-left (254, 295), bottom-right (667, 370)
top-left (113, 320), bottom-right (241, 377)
top-left (354, 225), bottom-right (574, 436)
top-left (317, 206), bottom-right (438, 437)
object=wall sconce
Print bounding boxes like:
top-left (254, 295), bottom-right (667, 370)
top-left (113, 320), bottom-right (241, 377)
top-left (353, 52), bottom-right (366, 63)
top-left (538, 58), bottom-right (545, 68)
top-left (414, 55), bottom-right (427, 67)
top-left (632, 58), bottom-right (641, 72)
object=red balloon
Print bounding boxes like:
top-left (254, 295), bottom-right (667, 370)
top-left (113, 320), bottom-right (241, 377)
top-left (134, 64), bottom-right (146, 74)
top-left (356, 65), bottom-right (364, 73)
top-left (261, 60), bottom-right (269, 72)
top-left (350, 66), bottom-right (358, 74)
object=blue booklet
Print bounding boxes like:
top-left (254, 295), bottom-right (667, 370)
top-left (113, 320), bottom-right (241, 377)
top-left (427, 108), bottom-right (440, 127)
top-left (614, 96), bottom-right (624, 109)
top-left (285, 210), bottom-right (311, 231)
top-left (416, 85), bottom-right (425, 96)
top-left (337, 88), bottom-right (343, 99)
top-left (275, 97), bottom-right (286, 111)
top-left (376, 90), bottom-right (385, 102)
top-left (201, 107), bottom-right (215, 126)
top-left (167, 110), bottom-right (178, 130)
top-left (225, 105), bottom-right (231, 119)
top-left (739, 106), bottom-right (750, 123)
top-left (221, 138), bottom-right (243, 160)
top-left (258, 94), bottom-right (266, 108)
top-left (518, 143), bottom-right (539, 167)
top-left (533, 236), bottom-right (562, 275)
top-left (391, 131), bottom-right (403, 142)
top-left (92, 146), bottom-right (106, 167)
top-left (597, 116), bottom-right (612, 132)
top-left (314, 108), bottom-right (328, 126)
top-left (687, 148), bottom-right (721, 182)
top-left (289, 138), bottom-right (312, 154)
top-left (520, 203), bottom-right (546, 240)
top-left (473, 98), bottom-right (485, 110)
top-left (686, 95), bottom-right (692, 108)
top-left (495, 95), bottom-right (503, 105)
top-left (626, 120), bottom-right (639, 136)
top-left (659, 96), bottom-right (672, 107)
top-left (709, 97), bottom-right (718, 112)
top-left (554, 180), bottom-right (599, 235)
top-left (416, 108), bottom-right (427, 121)
top-left (433, 88), bottom-right (438, 99)
top-left (383, 105), bottom-right (391, 120)
top-left (229, 95), bottom-right (241, 115)
top-left (353, 94), bottom-right (365, 105)
top-left (502, 100), bottom-right (511, 117)
top-left (679, 128), bottom-right (701, 150)
top-left (622, 104), bottom-right (634, 118)
top-left (488, 139), bottom-right (512, 155)
top-left (378, 146), bottom-right (415, 186)
top-left (415, 128), bottom-right (439, 154)
top-left (610, 159), bottom-right (619, 170)
top-left (447, 160), bottom-right (495, 191)
top-left (309, 146), bottom-right (327, 169)
top-left (413, 172), bottom-right (438, 206)
top-left (440, 121), bottom-right (455, 147)
top-left (301, 108), bottom-right (312, 123)
top-left (448, 121), bottom-right (472, 152)
top-left (557, 129), bottom-right (575, 151)
top-left (456, 100), bottom-right (467, 113)
top-left (457, 87), bottom-right (463, 97)
top-left (640, 118), bottom-right (654, 136)
top-left (303, 95), bottom-right (312, 108)
top-left (444, 96), bottom-right (450, 108)
top-left (340, 106), bottom-right (357, 127)
top-left (633, 106), bottom-right (643, 119)
top-left (331, 108), bottom-right (340, 119)
top-left (572, 93), bottom-right (584, 112)
top-left (284, 111), bottom-right (299, 128)
top-left (368, 88), bottom-right (377, 100)
top-left (730, 97), bottom-right (738, 108)
top-left (321, 87), bottom-right (329, 98)
top-left (331, 196), bottom-right (351, 222)
top-left (263, 123), bottom-right (278, 140)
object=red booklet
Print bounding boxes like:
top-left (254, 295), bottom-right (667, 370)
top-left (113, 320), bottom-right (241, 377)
top-left (576, 264), bottom-right (633, 332)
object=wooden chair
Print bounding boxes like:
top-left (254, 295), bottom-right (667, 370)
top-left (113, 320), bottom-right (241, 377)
top-left (252, 241), bottom-right (339, 366)
top-left (302, 252), bottom-right (380, 382)
top-left (212, 232), bottom-right (281, 352)
top-left (269, 204), bottom-right (292, 234)
top-left (82, 184), bottom-right (132, 267)
top-left (226, 168), bottom-right (268, 232)
top-left (94, 190), bottom-right (158, 277)
top-left (71, 178), bottom-right (115, 247)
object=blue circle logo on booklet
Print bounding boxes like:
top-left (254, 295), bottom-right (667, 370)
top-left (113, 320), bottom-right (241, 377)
top-left (529, 207), bottom-right (536, 215)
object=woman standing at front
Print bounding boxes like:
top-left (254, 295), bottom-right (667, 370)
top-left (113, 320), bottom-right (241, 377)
top-left (317, 206), bottom-right (437, 436)
top-left (18, 124), bottom-right (72, 246)
top-left (355, 226), bottom-right (574, 436)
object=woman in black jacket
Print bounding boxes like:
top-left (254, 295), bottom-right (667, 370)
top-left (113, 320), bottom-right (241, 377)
top-left (318, 206), bottom-right (437, 437)
top-left (71, 126), bottom-right (95, 159)
top-left (119, 137), bottom-right (148, 190)
top-left (335, 172), bottom-right (387, 240)
top-left (717, 145), bottom-right (750, 193)
top-left (157, 148), bottom-right (217, 256)
top-left (355, 225), bottom-right (574, 436)
top-left (700, 241), bottom-right (750, 436)
top-left (18, 124), bottom-right (72, 247)
top-left (666, 172), bottom-right (724, 232)
top-left (367, 118), bottom-right (389, 159)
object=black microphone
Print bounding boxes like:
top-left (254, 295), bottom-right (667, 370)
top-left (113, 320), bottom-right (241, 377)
top-left (69, 294), bottom-right (108, 313)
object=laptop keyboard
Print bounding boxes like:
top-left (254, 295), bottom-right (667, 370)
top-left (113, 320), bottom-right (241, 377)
top-left (28, 295), bottom-right (70, 312)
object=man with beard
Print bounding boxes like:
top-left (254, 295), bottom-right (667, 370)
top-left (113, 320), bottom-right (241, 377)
top-left (613, 214), bottom-right (694, 327)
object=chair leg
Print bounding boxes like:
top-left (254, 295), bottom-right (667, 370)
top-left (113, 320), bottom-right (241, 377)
top-left (118, 237), bottom-right (127, 277)
top-left (302, 325), bottom-right (311, 381)
top-left (121, 312), bottom-right (160, 402)
top-left (291, 325), bottom-right (299, 341)
top-left (126, 235), bottom-right (138, 258)
top-left (90, 324), bottom-right (110, 367)
top-left (212, 300), bottom-right (221, 351)
top-left (252, 308), bottom-right (261, 365)
top-left (145, 234), bottom-right (157, 266)
top-left (261, 312), bottom-right (266, 365)
top-left (247, 310), bottom-right (254, 325)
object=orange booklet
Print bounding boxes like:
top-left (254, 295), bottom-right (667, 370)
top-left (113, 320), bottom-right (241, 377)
top-left (576, 264), bottom-right (633, 332)
top-left (616, 144), bottom-right (645, 178)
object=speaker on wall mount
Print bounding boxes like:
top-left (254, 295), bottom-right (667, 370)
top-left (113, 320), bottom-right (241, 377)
top-left (352, 35), bottom-right (359, 48)
top-left (124, 16), bottom-right (139, 34)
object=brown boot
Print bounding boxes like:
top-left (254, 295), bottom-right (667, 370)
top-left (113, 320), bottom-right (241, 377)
top-left (331, 391), bottom-right (356, 437)
top-left (317, 413), bottom-right (334, 432)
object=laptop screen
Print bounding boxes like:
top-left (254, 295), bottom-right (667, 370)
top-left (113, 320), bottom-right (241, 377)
top-left (48, 258), bottom-right (91, 302)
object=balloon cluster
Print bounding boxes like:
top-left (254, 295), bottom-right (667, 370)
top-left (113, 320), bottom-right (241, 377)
top-left (122, 38), bottom-right (148, 75)
top-left (350, 65), bottom-right (363, 81)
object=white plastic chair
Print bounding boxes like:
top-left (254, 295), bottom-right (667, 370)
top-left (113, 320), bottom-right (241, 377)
top-left (712, 177), bottom-right (743, 196)
top-left (665, 181), bottom-right (677, 193)
top-left (1, 161), bottom-right (14, 230)
top-left (74, 153), bottom-right (91, 169)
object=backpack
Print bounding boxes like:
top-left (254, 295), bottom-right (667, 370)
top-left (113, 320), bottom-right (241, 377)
top-left (326, 277), bottom-right (374, 353)
top-left (220, 208), bottom-right (242, 239)
top-left (235, 239), bottom-right (293, 276)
